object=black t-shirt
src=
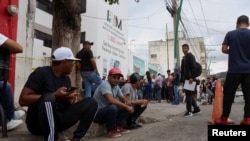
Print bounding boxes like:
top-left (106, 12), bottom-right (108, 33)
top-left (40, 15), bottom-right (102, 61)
top-left (25, 66), bottom-right (71, 109)
top-left (76, 48), bottom-right (94, 71)
top-left (25, 66), bottom-right (71, 95)
top-left (25, 66), bottom-right (72, 126)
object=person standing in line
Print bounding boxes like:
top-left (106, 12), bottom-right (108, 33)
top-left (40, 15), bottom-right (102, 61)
top-left (155, 73), bottom-right (163, 103)
top-left (180, 44), bottom-right (201, 117)
top-left (121, 72), bottom-right (148, 129)
top-left (209, 77), bottom-right (217, 104)
top-left (93, 68), bottom-right (134, 138)
top-left (215, 15), bottom-right (250, 125)
top-left (166, 71), bottom-right (174, 103)
top-left (144, 71), bottom-right (153, 101)
top-left (76, 41), bottom-right (102, 98)
top-left (19, 47), bottom-right (98, 141)
top-left (0, 33), bottom-right (25, 130)
top-left (172, 67), bottom-right (181, 105)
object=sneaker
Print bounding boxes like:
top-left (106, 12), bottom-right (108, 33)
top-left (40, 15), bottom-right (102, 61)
top-left (107, 129), bottom-right (121, 138)
top-left (214, 117), bottom-right (232, 125)
top-left (192, 108), bottom-right (201, 115)
top-left (127, 121), bottom-right (142, 130)
top-left (7, 119), bottom-right (23, 131)
top-left (240, 118), bottom-right (250, 125)
top-left (184, 112), bottom-right (193, 117)
top-left (127, 123), bottom-right (142, 130)
top-left (14, 110), bottom-right (25, 120)
top-left (116, 126), bottom-right (130, 134)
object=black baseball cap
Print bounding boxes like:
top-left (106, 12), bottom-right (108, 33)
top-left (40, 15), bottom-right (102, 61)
top-left (130, 72), bottom-right (142, 84)
top-left (83, 41), bottom-right (94, 45)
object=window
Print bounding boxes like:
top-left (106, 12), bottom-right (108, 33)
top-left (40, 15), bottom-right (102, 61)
top-left (80, 32), bottom-right (85, 43)
top-left (37, 0), bottom-right (52, 14)
top-left (34, 30), bottom-right (52, 48)
top-left (151, 54), bottom-right (157, 59)
top-left (37, 0), bottom-right (86, 14)
top-left (80, 0), bottom-right (86, 13)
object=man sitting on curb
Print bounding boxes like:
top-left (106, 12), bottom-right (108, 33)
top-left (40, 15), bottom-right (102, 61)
top-left (121, 72), bottom-right (149, 130)
top-left (93, 68), bottom-right (134, 138)
top-left (19, 47), bottom-right (98, 141)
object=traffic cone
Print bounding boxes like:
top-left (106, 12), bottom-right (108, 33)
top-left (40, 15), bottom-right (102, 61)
top-left (207, 79), bottom-right (234, 124)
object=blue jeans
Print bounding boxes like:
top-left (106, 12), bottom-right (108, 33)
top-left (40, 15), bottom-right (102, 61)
top-left (157, 88), bottom-right (162, 102)
top-left (145, 84), bottom-right (152, 100)
top-left (173, 85), bottom-right (180, 104)
top-left (94, 105), bottom-right (130, 131)
top-left (81, 71), bottom-right (102, 98)
top-left (0, 81), bottom-right (15, 120)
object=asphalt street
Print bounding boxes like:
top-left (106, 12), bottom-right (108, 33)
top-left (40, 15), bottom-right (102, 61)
top-left (0, 95), bottom-right (245, 141)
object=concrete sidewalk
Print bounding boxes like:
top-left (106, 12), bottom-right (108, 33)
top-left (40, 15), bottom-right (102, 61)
top-left (0, 100), bottom-right (186, 141)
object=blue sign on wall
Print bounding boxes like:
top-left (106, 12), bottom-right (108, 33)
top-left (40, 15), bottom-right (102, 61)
top-left (133, 56), bottom-right (145, 75)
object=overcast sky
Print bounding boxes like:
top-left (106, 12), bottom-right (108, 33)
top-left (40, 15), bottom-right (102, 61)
top-left (128, 0), bottom-right (250, 74)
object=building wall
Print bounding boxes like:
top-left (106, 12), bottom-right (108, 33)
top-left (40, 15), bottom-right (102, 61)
top-left (148, 31), bottom-right (206, 78)
top-left (14, 0), bottom-right (129, 102)
top-left (84, 0), bottom-right (129, 77)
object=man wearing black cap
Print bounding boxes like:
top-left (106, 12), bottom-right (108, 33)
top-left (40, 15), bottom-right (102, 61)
top-left (121, 72), bottom-right (148, 129)
top-left (215, 15), bottom-right (250, 125)
top-left (76, 41), bottom-right (102, 98)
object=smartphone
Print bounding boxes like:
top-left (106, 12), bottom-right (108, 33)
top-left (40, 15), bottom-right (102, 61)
top-left (66, 86), bottom-right (78, 92)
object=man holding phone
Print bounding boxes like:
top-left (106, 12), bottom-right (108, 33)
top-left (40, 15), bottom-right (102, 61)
top-left (19, 47), bottom-right (98, 141)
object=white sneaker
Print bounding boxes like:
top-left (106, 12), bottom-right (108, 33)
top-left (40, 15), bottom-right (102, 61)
top-left (7, 119), bottom-right (23, 131)
top-left (14, 110), bottom-right (25, 120)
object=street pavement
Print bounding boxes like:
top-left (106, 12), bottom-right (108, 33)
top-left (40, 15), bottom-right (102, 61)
top-left (0, 96), bottom-right (245, 141)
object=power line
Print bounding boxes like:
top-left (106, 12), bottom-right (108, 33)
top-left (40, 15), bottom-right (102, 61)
top-left (81, 6), bottom-right (166, 21)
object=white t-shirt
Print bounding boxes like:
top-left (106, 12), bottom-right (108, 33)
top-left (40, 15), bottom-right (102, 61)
top-left (0, 33), bottom-right (8, 46)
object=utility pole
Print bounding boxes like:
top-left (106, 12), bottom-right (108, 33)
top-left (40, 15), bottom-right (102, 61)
top-left (166, 23), bottom-right (169, 70)
top-left (207, 56), bottom-right (216, 76)
top-left (173, 0), bottom-right (183, 67)
top-left (172, 0), bottom-right (178, 66)
top-left (165, 0), bottom-right (183, 68)
top-left (206, 49), bottom-right (216, 76)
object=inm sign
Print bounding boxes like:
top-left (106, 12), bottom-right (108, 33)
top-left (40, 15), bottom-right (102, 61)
top-left (107, 10), bottom-right (122, 31)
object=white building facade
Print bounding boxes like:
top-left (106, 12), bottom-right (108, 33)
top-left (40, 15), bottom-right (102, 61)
top-left (14, 0), bottom-right (129, 101)
top-left (148, 31), bottom-right (207, 78)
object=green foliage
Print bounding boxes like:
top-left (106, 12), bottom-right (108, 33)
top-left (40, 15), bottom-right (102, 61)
top-left (105, 0), bottom-right (119, 5)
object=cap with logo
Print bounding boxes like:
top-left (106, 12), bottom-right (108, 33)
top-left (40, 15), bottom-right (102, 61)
top-left (83, 41), bottom-right (94, 46)
top-left (108, 68), bottom-right (123, 77)
top-left (130, 72), bottom-right (142, 84)
top-left (52, 47), bottom-right (80, 61)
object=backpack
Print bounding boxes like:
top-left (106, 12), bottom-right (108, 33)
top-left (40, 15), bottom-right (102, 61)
top-left (194, 62), bottom-right (202, 78)
top-left (0, 47), bottom-right (10, 90)
top-left (187, 53), bottom-right (202, 78)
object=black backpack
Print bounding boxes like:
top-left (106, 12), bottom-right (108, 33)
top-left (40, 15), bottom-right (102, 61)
top-left (194, 61), bottom-right (202, 78)
top-left (0, 47), bottom-right (10, 90)
top-left (187, 53), bottom-right (202, 78)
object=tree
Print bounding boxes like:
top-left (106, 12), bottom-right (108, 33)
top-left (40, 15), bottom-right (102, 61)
top-left (52, 0), bottom-right (81, 88)
top-left (51, 0), bottom-right (119, 91)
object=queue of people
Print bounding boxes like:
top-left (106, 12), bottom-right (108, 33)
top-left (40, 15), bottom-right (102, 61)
top-left (1, 36), bottom-right (208, 140)
top-left (3, 14), bottom-right (250, 141)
